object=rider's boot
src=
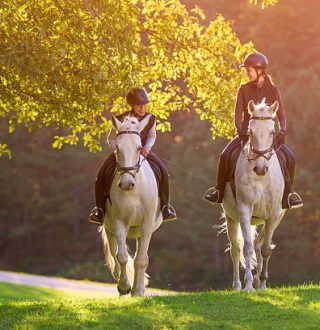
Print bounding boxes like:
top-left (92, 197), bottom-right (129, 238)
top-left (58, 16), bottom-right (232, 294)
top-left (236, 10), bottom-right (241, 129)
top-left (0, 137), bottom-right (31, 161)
top-left (162, 204), bottom-right (177, 222)
top-left (88, 206), bottom-right (104, 225)
top-left (203, 187), bottom-right (220, 204)
top-left (287, 192), bottom-right (303, 209)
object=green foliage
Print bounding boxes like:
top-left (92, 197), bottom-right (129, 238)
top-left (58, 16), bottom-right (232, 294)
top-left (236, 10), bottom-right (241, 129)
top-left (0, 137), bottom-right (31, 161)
top-left (0, 143), bottom-right (11, 158)
top-left (249, 0), bottom-right (279, 8)
top-left (0, 0), bottom-right (253, 152)
top-left (1, 283), bottom-right (320, 329)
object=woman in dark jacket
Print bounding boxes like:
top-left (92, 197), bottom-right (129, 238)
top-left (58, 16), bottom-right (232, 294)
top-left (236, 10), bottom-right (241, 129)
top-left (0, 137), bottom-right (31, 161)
top-left (89, 88), bottom-right (177, 225)
top-left (204, 52), bottom-right (303, 209)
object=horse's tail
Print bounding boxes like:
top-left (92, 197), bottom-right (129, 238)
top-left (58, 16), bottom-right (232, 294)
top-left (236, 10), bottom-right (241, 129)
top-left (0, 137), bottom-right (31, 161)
top-left (218, 214), bottom-right (257, 269)
top-left (99, 226), bottom-right (149, 287)
top-left (238, 225), bottom-right (258, 269)
top-left (98, 226), bottom-right (117, 279)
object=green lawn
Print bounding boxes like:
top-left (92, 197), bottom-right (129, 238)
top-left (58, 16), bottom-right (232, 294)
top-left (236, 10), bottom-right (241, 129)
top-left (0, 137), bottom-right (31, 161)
top-left (1, 282), bottom-right (320, 329)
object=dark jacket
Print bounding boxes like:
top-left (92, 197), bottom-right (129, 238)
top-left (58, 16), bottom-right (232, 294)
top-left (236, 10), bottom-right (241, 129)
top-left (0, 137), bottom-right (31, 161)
top-left (234, 77), bottom-right (286, 132)
top-left (116, 110), bottom-right (156, 147)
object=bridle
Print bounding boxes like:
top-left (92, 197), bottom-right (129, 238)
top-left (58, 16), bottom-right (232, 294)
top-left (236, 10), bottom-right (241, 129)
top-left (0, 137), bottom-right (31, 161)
top-left (115, 130), bottom-right (144, 178)
top-left (247, 116), bottom-right (276, 162)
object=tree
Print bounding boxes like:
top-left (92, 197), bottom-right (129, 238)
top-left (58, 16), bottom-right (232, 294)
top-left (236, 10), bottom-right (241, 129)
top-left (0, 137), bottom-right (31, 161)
top-left (0, 0), bottom-right (257, 155)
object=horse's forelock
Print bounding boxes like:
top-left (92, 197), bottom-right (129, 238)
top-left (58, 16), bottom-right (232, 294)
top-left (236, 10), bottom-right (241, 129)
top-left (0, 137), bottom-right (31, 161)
top-left (253, 102), bottom-right (275, 118)
top-left (119, 115), bottom-right (139, 132)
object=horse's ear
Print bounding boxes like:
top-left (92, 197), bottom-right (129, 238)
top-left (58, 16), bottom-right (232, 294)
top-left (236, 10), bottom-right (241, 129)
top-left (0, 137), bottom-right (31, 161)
top-left (270, 100), bottom-right (279, 115)
top-left (137, 114), bottom-right (152, 133)
top-left (111, 115), bottom-right (122, 131)
top-left (248, 100), bottom-right (255, 116)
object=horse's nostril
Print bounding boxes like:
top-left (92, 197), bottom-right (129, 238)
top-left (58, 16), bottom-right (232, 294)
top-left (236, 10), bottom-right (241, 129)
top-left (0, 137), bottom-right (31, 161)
top-left (118, 182), bottom-right (121, 188)
top-left (130, 183), bottom-right (135, 189)
top-left (253, 166), bottom-right (258, 173)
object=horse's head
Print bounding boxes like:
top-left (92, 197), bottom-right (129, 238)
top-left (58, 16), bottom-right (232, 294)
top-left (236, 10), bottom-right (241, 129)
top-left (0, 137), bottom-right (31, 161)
top-left (247, 99), bottom-right (279, 176)
top-left (112, 114), bottom-right (151, 191)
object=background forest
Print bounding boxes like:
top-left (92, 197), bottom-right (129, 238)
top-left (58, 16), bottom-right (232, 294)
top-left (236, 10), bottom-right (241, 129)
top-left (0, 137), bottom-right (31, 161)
top-left (0, 0), bottom-right (319, 291)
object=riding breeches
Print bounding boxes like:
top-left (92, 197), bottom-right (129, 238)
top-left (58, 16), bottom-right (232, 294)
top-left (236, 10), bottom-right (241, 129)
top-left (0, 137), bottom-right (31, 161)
top-left (94, 151), bottom-right (170, 213)
top-left (215, 136), bottom-right (243, 202)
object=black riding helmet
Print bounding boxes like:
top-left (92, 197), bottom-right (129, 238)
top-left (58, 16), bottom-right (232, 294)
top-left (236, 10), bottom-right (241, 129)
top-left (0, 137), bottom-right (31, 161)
top-left (240, 52), bottom-right (269, 69)
top-left (126, 88), bottom-right (150, 106)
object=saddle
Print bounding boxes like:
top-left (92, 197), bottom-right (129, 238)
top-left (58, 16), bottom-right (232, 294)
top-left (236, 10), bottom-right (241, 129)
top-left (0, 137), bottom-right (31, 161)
top-left (227, 144), bottom-right (290, 201)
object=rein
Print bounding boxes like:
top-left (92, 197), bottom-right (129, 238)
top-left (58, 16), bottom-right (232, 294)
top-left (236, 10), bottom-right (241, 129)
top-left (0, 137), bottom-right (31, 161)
top-left (247, 116), bottom-right (275, 162)
top-left (115, 130), bottom-right (144, 177)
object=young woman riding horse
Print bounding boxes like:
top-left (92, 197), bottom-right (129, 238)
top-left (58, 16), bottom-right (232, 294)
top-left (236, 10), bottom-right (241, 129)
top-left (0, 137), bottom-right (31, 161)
top-left (204, 51), bottom-right (303, 209)
top-left (89, 88), bottom-right (177, 225)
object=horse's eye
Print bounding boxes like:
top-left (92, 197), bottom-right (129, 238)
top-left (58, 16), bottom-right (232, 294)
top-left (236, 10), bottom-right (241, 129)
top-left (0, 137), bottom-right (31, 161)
top-left (137, 146), bottom-right (142, 152)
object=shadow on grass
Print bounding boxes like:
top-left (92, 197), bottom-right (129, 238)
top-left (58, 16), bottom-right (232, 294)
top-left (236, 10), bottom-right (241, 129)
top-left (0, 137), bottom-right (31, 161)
top-left (0, 283), bottom-right (65, 300)
top-left (1, 285), bottom-right (320, 329)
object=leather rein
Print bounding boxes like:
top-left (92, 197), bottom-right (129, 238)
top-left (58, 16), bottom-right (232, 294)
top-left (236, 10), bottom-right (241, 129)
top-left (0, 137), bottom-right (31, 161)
top-left (247, 116), bottom-right (276, 162)
top-left (115, 130), bottom-right (144, 178)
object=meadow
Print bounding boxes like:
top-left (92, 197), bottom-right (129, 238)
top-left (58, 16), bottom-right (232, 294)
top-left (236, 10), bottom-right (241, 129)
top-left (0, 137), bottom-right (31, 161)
top-left (1, 282), bottom-right (320, 329)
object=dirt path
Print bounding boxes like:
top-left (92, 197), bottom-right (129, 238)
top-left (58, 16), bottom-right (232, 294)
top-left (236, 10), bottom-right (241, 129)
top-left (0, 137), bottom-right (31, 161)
top-left (0, 270), bottom-right (118, 295)
top-left (0, 270), bottom-right (172, 296)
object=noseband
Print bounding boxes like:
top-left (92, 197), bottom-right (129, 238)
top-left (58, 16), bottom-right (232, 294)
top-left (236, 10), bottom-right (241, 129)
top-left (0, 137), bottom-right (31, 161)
top-left (115, 130), bottom-right (143, 178)
top-left (247, 116), bottom-right (275, 162)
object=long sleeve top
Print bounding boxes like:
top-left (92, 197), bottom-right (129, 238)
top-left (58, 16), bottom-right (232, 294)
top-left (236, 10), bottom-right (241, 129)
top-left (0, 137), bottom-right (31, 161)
top-left (108, 110), bottom-right (156, 150)
top-left (234, 77), bottom-right (286, 132)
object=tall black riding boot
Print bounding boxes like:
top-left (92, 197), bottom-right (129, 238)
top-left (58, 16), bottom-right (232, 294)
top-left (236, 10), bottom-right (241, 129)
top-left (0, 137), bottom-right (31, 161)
top-left (89, 154), bottom-right (117, 225)
top-left (147, 152), bottom-right (177, 222)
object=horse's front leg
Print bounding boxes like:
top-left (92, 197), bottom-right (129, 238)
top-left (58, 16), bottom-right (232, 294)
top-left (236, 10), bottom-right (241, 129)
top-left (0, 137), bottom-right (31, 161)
top-left (226, 216), bottom-right (241, 290)
top-left (238, 204), bottom-right (255, 292)
top-left (132, 223), bottom-right (153, 297)
top-left (114, 221), bottom-right (131, 295)
top-left (260, 213), bottom-right (284, 289)
top-left (253, 227), bottom-right (264, 289)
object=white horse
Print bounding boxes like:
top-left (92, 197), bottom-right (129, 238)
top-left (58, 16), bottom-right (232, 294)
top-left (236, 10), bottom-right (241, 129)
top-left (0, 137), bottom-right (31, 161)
top-left (222, 99), bottom-right (286, 291)
top-left (99, 114), bottom-right (162, 296)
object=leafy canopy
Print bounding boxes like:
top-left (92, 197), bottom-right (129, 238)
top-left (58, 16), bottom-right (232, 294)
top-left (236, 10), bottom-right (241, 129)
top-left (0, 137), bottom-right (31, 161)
top-left (0, 0), bottom-right (259, 154)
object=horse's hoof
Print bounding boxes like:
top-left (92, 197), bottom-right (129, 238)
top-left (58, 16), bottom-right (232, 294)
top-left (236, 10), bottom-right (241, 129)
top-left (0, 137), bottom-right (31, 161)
top-left (253, 276), bottom-right (260, 289)
top-left (117, 285), bottom-right (131, 295)
top-left (232, 280), bottom-right (242, 291)
top-left (244, 285), bottom-right (255, 292)
top-left (131, 290), bottom-right (145, 297)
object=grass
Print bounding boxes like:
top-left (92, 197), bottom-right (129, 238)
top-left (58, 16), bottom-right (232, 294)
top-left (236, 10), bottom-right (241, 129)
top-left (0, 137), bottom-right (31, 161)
top-left (1, 282), bottom-right (320, 329)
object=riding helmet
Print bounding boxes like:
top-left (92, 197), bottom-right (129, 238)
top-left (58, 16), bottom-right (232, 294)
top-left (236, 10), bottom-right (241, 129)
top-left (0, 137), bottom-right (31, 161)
top-left (126, 88), bottom-right (150, 106)
top-left (240, 52), bottom-right (269, 68)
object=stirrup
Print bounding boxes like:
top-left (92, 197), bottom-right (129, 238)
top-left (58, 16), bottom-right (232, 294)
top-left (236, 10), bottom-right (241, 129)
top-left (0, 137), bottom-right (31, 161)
top-left (287, 192), bottom-right (303, 209)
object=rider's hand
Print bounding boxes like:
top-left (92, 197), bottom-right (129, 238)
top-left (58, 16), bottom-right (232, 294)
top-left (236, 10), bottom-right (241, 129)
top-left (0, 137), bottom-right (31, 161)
top-left (237, 128), bottom-right (248, 143)
top-left (141, 147), bottom-right (150, 157)
top-left (275, 129), bottom-right (286, 148)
